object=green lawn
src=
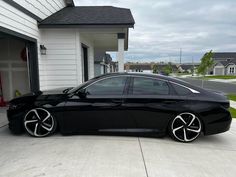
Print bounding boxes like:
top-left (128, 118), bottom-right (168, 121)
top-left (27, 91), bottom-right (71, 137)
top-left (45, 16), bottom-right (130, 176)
top-left (229, 107), bottom-right (236, 118)
top-left (205, 75), bottom-right (236, 79)
top-left (176, 73), bottom-right (191, 76)
top-left (228, 94), bottom-right (236, 118)
top-left (227, 94), bottom-right (236, 102)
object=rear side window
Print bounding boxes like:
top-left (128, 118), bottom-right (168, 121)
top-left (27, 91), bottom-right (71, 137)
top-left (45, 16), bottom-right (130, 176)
top-left (132, 77), bottom-right (169, 95)
top-left (172, 83), bottom-right (192, 96)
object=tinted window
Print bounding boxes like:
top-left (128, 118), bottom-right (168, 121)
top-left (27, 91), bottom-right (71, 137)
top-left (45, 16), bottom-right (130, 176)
top-left (132, 77), bottom-right (169, 95)
top-left (85, 77), bottom-right (127, 95)
top-left (172, 83), bottom-right (192, 95)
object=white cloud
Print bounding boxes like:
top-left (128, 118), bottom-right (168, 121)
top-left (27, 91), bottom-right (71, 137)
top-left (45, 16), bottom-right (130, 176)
top-left (74, 0), bottom-right (236, 63)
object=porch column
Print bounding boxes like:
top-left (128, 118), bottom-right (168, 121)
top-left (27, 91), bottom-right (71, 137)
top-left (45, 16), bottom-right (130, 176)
top-left (117, 33), bottom-right (125, 72)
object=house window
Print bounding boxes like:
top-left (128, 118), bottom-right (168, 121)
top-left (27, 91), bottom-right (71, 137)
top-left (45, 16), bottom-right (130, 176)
top-left (229, 67), bottom-right (235, 74)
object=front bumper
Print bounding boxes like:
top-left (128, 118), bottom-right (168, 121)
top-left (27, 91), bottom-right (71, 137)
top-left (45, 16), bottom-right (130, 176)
top-left (7, 109), bottom-right (25, 134)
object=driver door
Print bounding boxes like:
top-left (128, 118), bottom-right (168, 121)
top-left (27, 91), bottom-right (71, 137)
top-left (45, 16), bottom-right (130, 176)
top-left (63, 76), bottom-right (134, 133)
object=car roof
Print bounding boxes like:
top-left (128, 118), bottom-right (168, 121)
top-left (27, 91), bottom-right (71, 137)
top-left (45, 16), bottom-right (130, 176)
top-left (96, 72), bottom-right (207, 92)
top-left (98, 72), bottom-right (186, 83)
top-left (81, 73), bottom-right (225, 101)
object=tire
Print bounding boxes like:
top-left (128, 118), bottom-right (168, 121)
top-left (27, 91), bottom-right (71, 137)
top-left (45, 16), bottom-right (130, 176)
top-left (23, 108), bottom-right (57, 137)
top-left (168, 112), bottom-right (202, 143)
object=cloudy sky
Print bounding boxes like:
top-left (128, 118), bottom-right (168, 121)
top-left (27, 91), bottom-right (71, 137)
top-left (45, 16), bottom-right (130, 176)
top-left (75, 0), bottom-right (236, 63)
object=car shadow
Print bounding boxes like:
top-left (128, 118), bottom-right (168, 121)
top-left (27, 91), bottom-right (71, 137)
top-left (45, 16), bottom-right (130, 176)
top-left (1, 125), bottom-right (234, 149)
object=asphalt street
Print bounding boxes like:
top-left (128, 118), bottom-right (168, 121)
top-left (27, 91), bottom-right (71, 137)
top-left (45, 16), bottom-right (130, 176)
top-left (180, 78), bottom-right (236, 94)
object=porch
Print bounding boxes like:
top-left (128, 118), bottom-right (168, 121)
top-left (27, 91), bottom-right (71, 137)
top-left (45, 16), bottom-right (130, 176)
top-left (38, 6), bottom-right (134, 90)
top-left (39, 28), bottom-right (129, 90)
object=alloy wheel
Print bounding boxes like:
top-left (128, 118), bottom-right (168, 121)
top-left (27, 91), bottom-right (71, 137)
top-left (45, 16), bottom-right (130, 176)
top-left (171, 113), bottom-right (201, 142)
top-left (24, 108), bottom-right (56, 137)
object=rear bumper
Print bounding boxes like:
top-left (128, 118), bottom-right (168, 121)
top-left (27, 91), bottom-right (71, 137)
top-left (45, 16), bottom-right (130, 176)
top-left (204, 114), bottom-right (232, 136)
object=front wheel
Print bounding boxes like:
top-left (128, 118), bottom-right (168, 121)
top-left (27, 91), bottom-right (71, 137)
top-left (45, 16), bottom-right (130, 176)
top-left (23, 108), bottom-right (57, 137)
top-left (169, 112), bottom-right (202, 142)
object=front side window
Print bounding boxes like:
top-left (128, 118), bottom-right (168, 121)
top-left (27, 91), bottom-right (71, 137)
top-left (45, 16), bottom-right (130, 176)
top-left (131, 77), bottom-right (169, 95)
top-left (85, 77), bottom-right (127, 95)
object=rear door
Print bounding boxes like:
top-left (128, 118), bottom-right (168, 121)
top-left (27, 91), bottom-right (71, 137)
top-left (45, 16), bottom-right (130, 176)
top-left (123, 76), bottom-right (188, 132)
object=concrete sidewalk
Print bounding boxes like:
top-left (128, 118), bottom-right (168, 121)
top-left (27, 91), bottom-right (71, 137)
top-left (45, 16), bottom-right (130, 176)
top-left (208, 79), bottom-right (236, 84)
top-left (0, 118), bottom-right (236, 177)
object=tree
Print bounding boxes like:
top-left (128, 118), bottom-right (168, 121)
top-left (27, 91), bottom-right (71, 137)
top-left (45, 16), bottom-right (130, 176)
top-left (197, 50), bottom-right (214, 87)
top-left (162, 62), bottom-right (173, 76)
top-left (152, 64), bottom-right (158, 74)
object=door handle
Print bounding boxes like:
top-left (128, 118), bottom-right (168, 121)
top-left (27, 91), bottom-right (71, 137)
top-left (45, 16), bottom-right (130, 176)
top-left (163, 101), bottom-right (177, 104)
top-left (112, 99), bottom-right (123, 104)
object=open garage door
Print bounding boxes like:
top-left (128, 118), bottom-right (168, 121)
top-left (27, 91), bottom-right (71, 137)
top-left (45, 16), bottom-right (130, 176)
top-left (0, 31), bottom-right (39, 102)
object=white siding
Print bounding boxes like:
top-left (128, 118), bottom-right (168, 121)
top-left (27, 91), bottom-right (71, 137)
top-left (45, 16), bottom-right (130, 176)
top-left (12, 0), bottom-right (66, 19)
top-left (40, 29), bottom-right (77, 90)
top-left (40, 29), bottom-right (95, 90)
top-left (0, 0), bottom-right (39, 39)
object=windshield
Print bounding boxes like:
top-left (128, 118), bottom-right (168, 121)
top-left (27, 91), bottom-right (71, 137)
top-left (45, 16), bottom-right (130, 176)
top-left (67, 78), bottom-right (96, 94)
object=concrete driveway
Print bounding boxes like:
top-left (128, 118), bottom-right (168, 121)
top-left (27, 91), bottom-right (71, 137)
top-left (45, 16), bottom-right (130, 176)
top-left (0, 111), bottom-right (236, 177)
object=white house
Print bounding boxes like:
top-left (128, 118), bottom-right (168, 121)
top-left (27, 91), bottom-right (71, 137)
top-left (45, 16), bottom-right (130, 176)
top-left (214, 60), bottom-right (236, 75)
top-left (125, 63), bottom-right (153, 73)
top-left (94, 53), bottom-right (118, 77)
top-left (211, 53), bottom-right (236, 75)
top-left (0, 0), bottom-right (135, 101)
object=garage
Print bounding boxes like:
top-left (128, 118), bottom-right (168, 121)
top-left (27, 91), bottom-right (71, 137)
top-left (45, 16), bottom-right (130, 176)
top-left (0, 30), bottom-right (39, 103)
top-left (214, 67), bottom-right (224, 75)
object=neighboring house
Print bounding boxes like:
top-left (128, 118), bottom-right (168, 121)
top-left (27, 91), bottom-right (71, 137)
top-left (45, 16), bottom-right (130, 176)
top-left (110, 61), bottom-right (118, 73)
top-left (125, 63), bottom-right (153, 73)
top-left (177, 64), bottom-right (199, 74)
top-left (0, 0), bottom-right (135, 101)
top-left (94, 54), bottom-right (117, 76)
top-left (157, 64), bottom-right (178, 74)
top-left (211, 53), bottom-right (236, 75)
top-left (124, 63), bottom-right (179, 74)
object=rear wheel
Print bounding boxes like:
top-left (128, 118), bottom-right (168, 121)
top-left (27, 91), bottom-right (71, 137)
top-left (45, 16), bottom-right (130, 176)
top-left (169, 113), bottom-right (202, 142)
top-left (23, 108), bottom-right (57, 137)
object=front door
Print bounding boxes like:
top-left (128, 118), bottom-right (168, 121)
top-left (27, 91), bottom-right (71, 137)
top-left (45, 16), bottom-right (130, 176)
top-left (82, 45), bottom-right (88, 82)
top-left (63, 76), bottom-right (134, 132)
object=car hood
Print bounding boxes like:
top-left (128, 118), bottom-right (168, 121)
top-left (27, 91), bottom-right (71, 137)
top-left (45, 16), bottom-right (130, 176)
top-left (36, 88), bottom-right (70, 101)
top-left (9, 88), bottom-right (69, 104)
top-left (40, 87), bottom-right (69, 95)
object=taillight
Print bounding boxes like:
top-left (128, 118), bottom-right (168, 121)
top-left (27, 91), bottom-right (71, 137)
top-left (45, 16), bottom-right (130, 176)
top-left (221, 102), bottom-right (230, 109)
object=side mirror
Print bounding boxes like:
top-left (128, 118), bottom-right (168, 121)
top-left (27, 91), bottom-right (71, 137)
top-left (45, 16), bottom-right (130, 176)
top-left (76, 89), bottom-right (87, 98)
top-left (63, 87), bottom-right (73, 94)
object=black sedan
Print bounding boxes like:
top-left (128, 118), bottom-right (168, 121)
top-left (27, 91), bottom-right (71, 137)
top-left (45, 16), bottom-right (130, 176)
top-left (7, 73), bottom-right (232, 142)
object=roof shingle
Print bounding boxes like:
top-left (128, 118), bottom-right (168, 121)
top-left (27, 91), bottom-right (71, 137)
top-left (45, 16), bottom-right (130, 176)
top-left (39, 6), bottom-right (135, 27)
top-left (212, 52), bottom-right (236, 59)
